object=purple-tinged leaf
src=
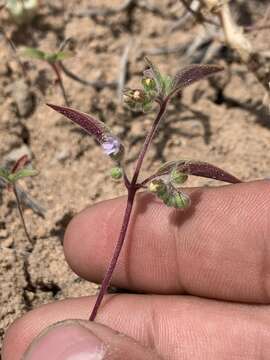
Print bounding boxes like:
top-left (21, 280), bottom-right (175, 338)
top-left (47, 104), bottom-right (124, 160)
top-left (170, 64), bottom-right (223, 96)
top-left (47, 104), bottom-right (108, 142)
top-left (11, 154), bottom-right (30, 174)
top-left (153, 160), bottom-right (241, 184)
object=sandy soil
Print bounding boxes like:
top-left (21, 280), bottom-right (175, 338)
top-left (0, 0), bottom-right (270, 355)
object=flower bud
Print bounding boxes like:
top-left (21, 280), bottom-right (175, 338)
top-left (102, 136), bottom-right (121, 156)
top-left (142, 77), bottom-right (156, 91)
top-left (170, 168), bottom-right (188, 185)
top-left (110, 167), bottom-right (123, 180)
top-left (148, 179), bottom-right (167, 196)
top-left (174, 191), bottom-right (190, 209)
top-left (123, 89), bottom-right (146, 105)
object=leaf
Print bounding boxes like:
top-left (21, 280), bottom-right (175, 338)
top-left (11, 154), bottom-right (30, 174)
top-left (9, 168), bottom-right (39, 183)
top-left (170, 64), bottom-right (223, 96)
top-left (162, 75), bottom-right (174, 96)
top-left (44, 51), bottom-right (74, 63)
top-left (144, 57), bottom-right (164, 95)
top-left (152, 160), bottom-right (241, 184)
top-left (54, 51), bottom-right (74, 61)
top-left (20, 47), bottom-right (46, 61)
top-left (47, 104), bottom-right (124, 160)
top-left (0, 167), bottom-right (10, 181)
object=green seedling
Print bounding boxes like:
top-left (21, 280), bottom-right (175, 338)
top-left (47, 57), bottom-right (241, 322)
top-left (0, 154), bottom-right (38, 244)
top-left (20, 46), bottom-right (74, 105)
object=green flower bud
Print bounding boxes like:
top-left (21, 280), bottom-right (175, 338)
top-left (171, 168), bottom-right (188, 185)
top-left (174, 192), bottom-right (190, 209)
top-left (161, 191), bottom-right (190, 209)
top-left (148, 179), bottom-right (167, 196)
top-left (110, 166), bottom-right (123, 180)
top-left (123, 89), bottom-right (146, 104)
top-left (142, 77), bottom-right (156, 92)
top-left (162, 193), bottom-right (174, 207)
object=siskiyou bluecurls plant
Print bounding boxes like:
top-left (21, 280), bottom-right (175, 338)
top-left (0, 154), bottom-right (39, 244)
top-left (47, 57), bottom-right (241, 321)
top-left (20, 46), bottom-right (73, 106)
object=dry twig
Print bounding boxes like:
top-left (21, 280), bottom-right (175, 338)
top-left (183, 0), bottom-right (270, 92)
top-left (117, 40), bottom-right (132, 102)
top-left (0, 27), bottom-right (28, 77)
top-left (59, 62), bottom-right (117, 90)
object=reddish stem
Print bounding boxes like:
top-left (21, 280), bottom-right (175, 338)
top-left (89, 189), bottom-right (136, 321)
top-left (131, 98), bottom-right (169, 185)
top-left (89, 98), bottom-right (169, 321)
top-left (50, 62), bottom-right (69, 106)
top-left (13, 184), bottom-right (32, 244)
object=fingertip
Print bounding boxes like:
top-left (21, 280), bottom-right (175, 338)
top-left (5, 317), bottom-right (159, 360)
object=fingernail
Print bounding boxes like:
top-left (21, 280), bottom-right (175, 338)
top-left (24, 322), bottom-right (105, 360)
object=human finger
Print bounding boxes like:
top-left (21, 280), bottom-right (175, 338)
top-left (64, 180), bottom-right (270, 303)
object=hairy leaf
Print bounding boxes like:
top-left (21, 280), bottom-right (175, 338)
top-left (152, 160), bottom-right (241, 184)
top-left (144, 58), bottom-right (174, 97)
top-left (44, 51), bottom-right (74, 63)
top-left (144, 57), bottom-right (165, 95)
top-left (54, 51), bottom-right (74, 61)
top-left (20, 47), bottom-right (46, 61)
top-left (47, 104), bottom-right (124, 160)
top-left (9, 168), bottom-right (39, 183)
top-left (170, 64), bottom-right (223, 96)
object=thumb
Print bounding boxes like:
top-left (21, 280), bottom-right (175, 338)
top-left (22, 319), bottom-right (160, 360)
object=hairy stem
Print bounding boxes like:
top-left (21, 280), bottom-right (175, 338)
top-left (50, 63), bottom-right (70, 106)
top-left (89, 99), bottom-right (170, 321)
top-left (89, 189), bottom-right (136, 321)
top-left (13, 184), bottom-right (32, 244)
top-left (132, 98), bottom-right (169, 186)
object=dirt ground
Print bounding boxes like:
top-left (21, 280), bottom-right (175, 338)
top-left (0, 0), bottom-right (270, 355)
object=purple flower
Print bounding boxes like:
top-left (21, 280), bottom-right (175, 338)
top-left (102, 137), bottom-right (120, 156)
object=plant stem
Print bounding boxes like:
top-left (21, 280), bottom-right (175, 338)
top-left (50, 62), bottom-right (70, 106)
top-left (132, 98), bottom-right (169, 185)
top-left (13, 184), bottom-right (33, 244)
top-left (59, 62), bottom-right (117, 90)
top-left (89, 99), bottom-right (169, 321)
top-left (89, 189), bottom-right (136, 321)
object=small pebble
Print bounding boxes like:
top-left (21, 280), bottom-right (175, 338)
top-left (12, 79), bottom-right (35, 118)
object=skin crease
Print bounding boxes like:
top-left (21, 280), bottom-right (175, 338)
top-left (2, 180), bottom-right (270, 359)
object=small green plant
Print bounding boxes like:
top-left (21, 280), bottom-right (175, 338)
top-left (48, 57), bottom-right (241, 321)
top-left (0, 154), bottom-right (38, 244)
top-left (20, 46), bottom-right (73, 105)
top-left (5, 0), bottom-right (38, 25)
